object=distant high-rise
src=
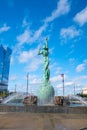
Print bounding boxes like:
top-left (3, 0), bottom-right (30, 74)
top-left (0, 45), bottom-right (12, 92)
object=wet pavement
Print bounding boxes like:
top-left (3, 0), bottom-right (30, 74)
top-left (0, 112), bottom-right (87, 130)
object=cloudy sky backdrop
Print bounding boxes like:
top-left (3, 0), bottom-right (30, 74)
top-left (0, 0), bottom-right (87, 95)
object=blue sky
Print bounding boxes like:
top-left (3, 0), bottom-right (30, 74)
top-left (0, 0), bottom-right (87, 95)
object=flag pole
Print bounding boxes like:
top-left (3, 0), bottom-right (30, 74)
top-left (74, 83), bottom-right (75, 95)
top-left (63, 74), bottom-right (64, 97)
top-left (61, 74), bottom-right (64, 97)
top-left (27, 72), bottom-right (29, 94)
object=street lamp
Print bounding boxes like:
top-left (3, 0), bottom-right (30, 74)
top-left (74, 83), bottom-right (76, 95)
top-left (15, 84), bottom-right (17, 93)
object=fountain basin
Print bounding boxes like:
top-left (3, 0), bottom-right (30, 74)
top-left (0, 105), bottom-right (87, 113)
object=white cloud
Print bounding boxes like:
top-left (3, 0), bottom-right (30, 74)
top-left (76, 64), bottom-right (85, 72)
top-left (23, 74), bottom-right (41, 84)
top-left (55, 67), bottom-right (62, 74)
top-left (65, 81), bottom-right (74, 86)
top-left (55, 81), bottom-right (74, 89)
top-left (60, 26), bottom-right (80, 40)
top-left (76, 60), bottom-right (87, 72)
top-left (56, 84), bottom-right (63, 89)
top-left (73, 75), bottom-right (87, 88)
top-left (22, 18), bottom-right (30, 27)
top-left (17, 28), bottom-right (32, 45)
top-left (74, 75), bottom-right (87, 82)
top-left (0, 24), bottom-right (10, 33)
top-left (29, 75), bottom-right (41, 84)
top-left (32, 24), bottom-right (47, 42)
top-left (50, 74), bottom-right (67, 83)
top-left (74, 7), bottom-right (87, 26)
top-left (25, 57), bottom-right (43, 72)
top-left (17, 24), bottom-right (47, 45)
top-left (29, 78), bottom-right (41, 84)
top-left (50, 75), bottom-right (61, 83)
top-left (18, 48), bottom-right (38, 63)
top-left (18, 46), bottom-right (43, 72)
top-left (44, 0), bottom-right (70, 23)
top-left (17, 0), bottom-right (70, 46)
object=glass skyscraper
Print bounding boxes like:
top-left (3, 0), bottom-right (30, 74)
top-left (0, 45), bottom-right (12, 92)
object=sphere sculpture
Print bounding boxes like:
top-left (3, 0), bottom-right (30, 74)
top-left (38, 38), bottom-right (55, 105)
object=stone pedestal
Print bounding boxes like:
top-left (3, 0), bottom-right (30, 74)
top-left (38, 82), bottom-right (55, 105)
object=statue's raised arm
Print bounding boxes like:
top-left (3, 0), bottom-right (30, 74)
top-left (45, 37), bottom-right (48, 49)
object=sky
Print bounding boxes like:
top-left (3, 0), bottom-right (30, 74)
top-left (0, 0), bottom-right (87, 96)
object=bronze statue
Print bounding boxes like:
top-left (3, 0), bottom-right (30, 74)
top-left (38, 38), bottom-right (50, 83)
top-left (38, 38), bottom-right (54, 104)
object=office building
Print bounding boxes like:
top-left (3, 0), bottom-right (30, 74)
top-left (0, 45), bottom-right (12, 92)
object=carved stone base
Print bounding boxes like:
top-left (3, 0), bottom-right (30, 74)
top-left (23, 96), bottom-right (37, 105)
top-left (54, 96), bottom-right (64, 106)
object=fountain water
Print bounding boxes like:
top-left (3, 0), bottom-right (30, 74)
top-left (2, 92), bottom-right (27, 105)
top-left (68, 95), bottom-right (87, 106)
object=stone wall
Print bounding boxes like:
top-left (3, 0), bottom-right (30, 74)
top-left (0, 105), bottom-right (87, 114)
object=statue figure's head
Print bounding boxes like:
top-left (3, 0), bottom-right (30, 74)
top-left (43, 44), bottom-right (48, 50)
top-left (43, 45), bottom-right (46, 49)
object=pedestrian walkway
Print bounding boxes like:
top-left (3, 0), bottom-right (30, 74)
top-left (0, 113), bottom-right (87, 130)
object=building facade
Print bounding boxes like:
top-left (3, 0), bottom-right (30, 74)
top-left (82, 87), bottom-right (87, 95)
top-left (0, 45), bottom-right (12, 92)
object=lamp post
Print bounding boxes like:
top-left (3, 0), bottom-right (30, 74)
top-left (27, 73), bottom-right (29, 94)
top-left (15, 84), bottom-right (17, 93)
top-left (74, 83), bottom-right (76, 95)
